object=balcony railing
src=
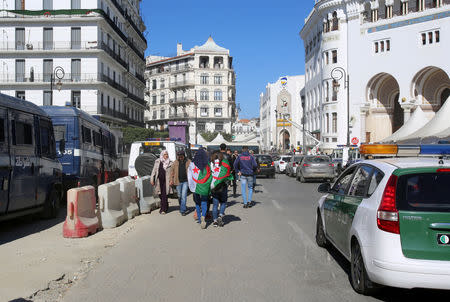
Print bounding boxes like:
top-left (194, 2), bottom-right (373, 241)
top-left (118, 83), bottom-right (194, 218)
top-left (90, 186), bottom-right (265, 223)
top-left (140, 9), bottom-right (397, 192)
top-left (99, 74), bottom-right (127, 95)
top-left (127, 92), bottom-right (146, 106)
top-left (169, 113), bottom-right (189, 119)
top-left (101, 106), bottom-right (145, 127)
top-left (109, 0), bottom-right (147, 44)
top-left (169, 80), bottom-right (195, 89)
top-left (149, 65), bottom-right (193, 75)
top-left (169, 97), bottom-right (191, 104)
top-left (1, 73), bottom-right (100, 83)
top-left (0, 41), bottom-right (100, 51)
top-left (100, 42), bottom-right (128, 69)
top-left (135, 73), bottom-right (145, 85)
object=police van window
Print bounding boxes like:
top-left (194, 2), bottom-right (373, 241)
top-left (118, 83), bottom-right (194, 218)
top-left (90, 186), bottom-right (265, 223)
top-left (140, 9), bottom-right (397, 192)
top-left (40, 120), bottom-right (55, 158)
top-left (348, 165), bottom-right (373, 197)
top-left (331, 166), bottom-right (356, 195)
top-left (93, 131), bottom-right (102, 147)
top-left (82, 126), bottom-right (92, 144)
top-left (53, 125), bottom-right (66, 141)
top-left (13, 121), bottom-right (33, 145)
top-left (0, 118), bottom-right (4, 143)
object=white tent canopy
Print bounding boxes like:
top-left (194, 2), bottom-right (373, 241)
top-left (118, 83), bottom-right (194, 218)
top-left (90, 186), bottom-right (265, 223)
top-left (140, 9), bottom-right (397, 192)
top-left (196, 134), bottom-right (207, 145)
top-left (380, 106), bottom-right (430, 143)
top-left (398, 96), bottom-right (450, 144)
top-left (209, 133), bottom-right (226, 145)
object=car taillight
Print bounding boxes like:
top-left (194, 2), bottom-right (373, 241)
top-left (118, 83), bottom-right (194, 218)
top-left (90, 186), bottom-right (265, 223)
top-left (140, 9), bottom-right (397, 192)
top-left (377, 174), bottom-right (399, 234)
top-left (280, 161), bottom-right (284, 164)
top-left (271, 161), bottom-right (274, 166)
top-left (437, 168), bottom-right (450, 173)
top-left (303, 163), bottom-right (310, 167)
top-left (329, 163), bottom-right (334, 167)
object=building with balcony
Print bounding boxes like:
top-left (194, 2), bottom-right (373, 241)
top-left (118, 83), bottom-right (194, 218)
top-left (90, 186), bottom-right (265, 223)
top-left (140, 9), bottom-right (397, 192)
top-left (145, 37), bottom-right (237, 143)
top-left (259, 75), bottom-right (305, 153)
top-left (300, 0), bottom-right (450, 151)
top-left (0, 0), bottom-right (147, 129)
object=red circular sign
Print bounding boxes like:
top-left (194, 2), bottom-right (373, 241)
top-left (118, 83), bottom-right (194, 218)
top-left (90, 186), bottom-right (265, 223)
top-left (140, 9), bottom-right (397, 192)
top-left (351, 137), bottom-right (359, 145)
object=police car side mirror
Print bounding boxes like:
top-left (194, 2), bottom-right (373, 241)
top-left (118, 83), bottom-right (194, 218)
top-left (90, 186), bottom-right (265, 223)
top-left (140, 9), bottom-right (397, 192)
top-left (318, 182), bottom-right (331, 194)
top-left (59, 138), bottom-right (66, 154)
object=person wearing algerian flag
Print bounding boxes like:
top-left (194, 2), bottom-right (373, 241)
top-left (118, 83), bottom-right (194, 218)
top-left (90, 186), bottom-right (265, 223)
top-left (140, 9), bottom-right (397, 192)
top-left (188, 149), bottom-right (212, 229)
top-left (210, 144), bottom-right (234, 227)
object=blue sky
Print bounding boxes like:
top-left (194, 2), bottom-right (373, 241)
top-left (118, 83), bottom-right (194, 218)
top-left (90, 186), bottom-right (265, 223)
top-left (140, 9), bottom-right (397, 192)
top-left (141, 0), bottom-right (311, 119)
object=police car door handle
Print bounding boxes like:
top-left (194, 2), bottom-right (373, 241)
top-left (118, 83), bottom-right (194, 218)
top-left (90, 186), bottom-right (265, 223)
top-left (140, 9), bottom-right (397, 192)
top-left (429, 223), bottom-right (450, 230)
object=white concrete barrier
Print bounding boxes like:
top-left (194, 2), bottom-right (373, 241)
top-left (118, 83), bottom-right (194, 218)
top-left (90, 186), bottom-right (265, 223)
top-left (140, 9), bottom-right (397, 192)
top-left (117, 177), bottom-right (140, 219)
top-left (98, 181), bottom-right (127, 229)
top-left (135, 176), bottom-right (159, 213)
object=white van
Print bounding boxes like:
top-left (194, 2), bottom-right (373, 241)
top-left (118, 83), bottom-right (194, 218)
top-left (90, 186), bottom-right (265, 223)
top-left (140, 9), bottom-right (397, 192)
top-left (128, 140), bottom-right (188, 177)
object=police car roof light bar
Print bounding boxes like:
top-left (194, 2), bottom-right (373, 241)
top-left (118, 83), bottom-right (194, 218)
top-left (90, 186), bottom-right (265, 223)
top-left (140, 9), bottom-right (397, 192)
top-left (360, 144), bottom-right (450, 157)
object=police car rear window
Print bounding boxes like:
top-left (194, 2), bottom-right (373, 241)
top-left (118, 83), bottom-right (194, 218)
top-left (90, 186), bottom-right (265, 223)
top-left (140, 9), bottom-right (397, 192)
top-left (397, 173), bottom-right (450, 212)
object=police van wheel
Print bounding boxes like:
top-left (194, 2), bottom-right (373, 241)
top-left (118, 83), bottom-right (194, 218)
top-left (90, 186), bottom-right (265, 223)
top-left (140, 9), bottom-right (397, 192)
top-left (350, 241), bottom-right (378, 295)
top-left (42, 190), bottom-right (60, 219)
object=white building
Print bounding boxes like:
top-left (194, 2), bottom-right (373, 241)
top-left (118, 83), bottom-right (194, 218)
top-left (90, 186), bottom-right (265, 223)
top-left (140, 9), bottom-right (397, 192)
top-left (300, 0), bottom-right (450, 151)
top-left (232, 118), bottom-right (259, 135)
top-left (0, 0), bottom-right (147, 128)
top-left (145, 37), bottom-right (237, 143)
top-left (259, 75), bottom-right (305, 153)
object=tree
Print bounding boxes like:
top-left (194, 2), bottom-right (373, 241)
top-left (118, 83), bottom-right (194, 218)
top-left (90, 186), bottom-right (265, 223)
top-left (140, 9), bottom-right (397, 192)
top-left (121, 127), bottom-right (168, 145)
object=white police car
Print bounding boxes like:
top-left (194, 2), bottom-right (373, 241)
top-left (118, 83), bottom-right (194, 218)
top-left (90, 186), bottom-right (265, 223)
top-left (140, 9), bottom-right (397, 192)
top-left (315, 144), bottom-right (450, 294)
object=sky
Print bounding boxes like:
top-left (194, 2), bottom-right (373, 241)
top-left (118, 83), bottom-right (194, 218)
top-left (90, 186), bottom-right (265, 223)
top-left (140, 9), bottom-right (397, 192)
top-left (141, 0), bottom-right (312, 119)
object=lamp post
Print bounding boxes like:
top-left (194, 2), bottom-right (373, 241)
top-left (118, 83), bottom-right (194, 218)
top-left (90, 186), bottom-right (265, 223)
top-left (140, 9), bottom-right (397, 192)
top-left (50, 66), bottom-right (65, 106)
top-left (330, 66), bottom-right (350, 147)
top-left (301, 94), bottom-right (306, 155)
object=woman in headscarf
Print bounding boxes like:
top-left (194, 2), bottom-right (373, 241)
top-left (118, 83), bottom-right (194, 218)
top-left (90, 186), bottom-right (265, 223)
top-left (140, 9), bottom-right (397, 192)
top-left (188, 148), bottom-right (212, 229)
top-left (150, 150), bottom-right (173, 214)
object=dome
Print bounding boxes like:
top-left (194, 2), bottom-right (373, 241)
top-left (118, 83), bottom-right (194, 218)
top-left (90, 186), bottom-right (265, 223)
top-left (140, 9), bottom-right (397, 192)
top-left (193, 36), bottom-right (228, 53)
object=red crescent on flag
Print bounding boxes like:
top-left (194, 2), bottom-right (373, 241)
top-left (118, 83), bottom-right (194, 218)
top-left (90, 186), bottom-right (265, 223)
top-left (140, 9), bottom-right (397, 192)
top-left (193, 166), bottom-right (211, 184)
top-left (213, 161), bottom-right (231, 180)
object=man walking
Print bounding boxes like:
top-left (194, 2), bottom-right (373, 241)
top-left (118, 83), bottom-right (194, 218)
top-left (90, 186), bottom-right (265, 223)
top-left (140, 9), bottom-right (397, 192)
top-left (227, 148), bottom-right (237, 197)
top-left (169, 151), bottom-right (191, 216)
top-left (210, 143), bottom-right (232, 227)
top-left (234, 146), bottom-right (257, 208)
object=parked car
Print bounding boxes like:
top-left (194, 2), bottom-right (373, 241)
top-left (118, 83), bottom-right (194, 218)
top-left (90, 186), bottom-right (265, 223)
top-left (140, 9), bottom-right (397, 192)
top-left (296, 155), bottom-right (335, 182)
top-left (254, 154), bottom-right (275, 178)
top-left (315, 156), bottom-right (450, 294)
top-left (285, 155), bottom-right (303, 177)
top-left (274, 155), bottom-right (292, 173)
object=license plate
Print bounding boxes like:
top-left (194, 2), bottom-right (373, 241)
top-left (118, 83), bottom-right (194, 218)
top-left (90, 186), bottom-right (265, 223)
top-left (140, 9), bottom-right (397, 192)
top-left (437, 234), bottom-right (450, 245)
top-left (260, 164), bottom-right (267, 167)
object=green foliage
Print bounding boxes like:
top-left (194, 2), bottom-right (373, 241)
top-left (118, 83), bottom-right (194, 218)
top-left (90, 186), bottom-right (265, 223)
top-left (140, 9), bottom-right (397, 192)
top-left (222, 133), bottom-right (233, 142)
top-left (121, 127), bottom-right (168, 145)
top-left (200, 131), bottom-right (232, 143)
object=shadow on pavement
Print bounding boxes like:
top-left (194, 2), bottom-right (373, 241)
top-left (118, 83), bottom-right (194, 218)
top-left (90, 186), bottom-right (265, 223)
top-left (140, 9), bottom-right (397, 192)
top-left (222, 214), bottom-right (241, 226)
top-left (9, 298), bottom-right (33, 302)
top-left (0, 206), bottom-right (66, 246)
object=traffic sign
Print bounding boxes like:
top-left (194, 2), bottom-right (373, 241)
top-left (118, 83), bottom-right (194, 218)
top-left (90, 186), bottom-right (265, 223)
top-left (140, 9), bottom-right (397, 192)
top-left (351, 137), bottom-right (359, 145)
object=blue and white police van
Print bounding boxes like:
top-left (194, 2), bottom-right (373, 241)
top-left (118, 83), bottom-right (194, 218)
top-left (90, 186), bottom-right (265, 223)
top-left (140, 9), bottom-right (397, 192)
top-left (41, 106), bottom-right (119, 191)
top-left (0, 94), bottom-right (63, 221)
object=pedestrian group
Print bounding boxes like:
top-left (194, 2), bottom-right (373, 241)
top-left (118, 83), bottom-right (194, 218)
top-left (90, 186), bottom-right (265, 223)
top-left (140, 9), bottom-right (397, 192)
top-left (149, 143), bottom-right (258, 229)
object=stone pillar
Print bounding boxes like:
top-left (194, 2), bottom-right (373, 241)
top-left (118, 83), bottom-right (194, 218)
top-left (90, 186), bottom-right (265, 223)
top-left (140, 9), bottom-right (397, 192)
top-left (401, 102), bottom-right (415, 123)
top-left (360, 103), bottom-right (370, 143)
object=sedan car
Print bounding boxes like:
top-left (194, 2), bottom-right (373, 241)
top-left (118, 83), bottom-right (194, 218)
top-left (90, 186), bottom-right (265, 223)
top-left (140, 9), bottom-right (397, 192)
top-left (274, 155), bottom-right (292, 173)
top-left (285, 155), bottom-right (304, 177)
top-left (254, 154), bottom-right (275, 178)
top-left (296, 155), bottom-right (335, 182)
top-left (315, 157), bottom-right (450, 294)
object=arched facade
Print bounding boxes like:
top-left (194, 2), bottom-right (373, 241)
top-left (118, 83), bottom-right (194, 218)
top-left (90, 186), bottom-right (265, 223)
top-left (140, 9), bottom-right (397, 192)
top-left (279, 129), bottom-right (291, 151)
top-left (412, 66), bottom-right (450, 114)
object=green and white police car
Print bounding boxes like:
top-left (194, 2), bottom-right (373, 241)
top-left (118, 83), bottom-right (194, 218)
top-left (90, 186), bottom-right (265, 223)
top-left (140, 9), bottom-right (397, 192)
top-left (315, 144), bottom-right (450, 295)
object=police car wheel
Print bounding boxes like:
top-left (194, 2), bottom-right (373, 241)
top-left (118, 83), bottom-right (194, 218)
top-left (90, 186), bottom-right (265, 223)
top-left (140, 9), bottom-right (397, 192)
top-left (42, 190), bottom-right (60, 219)
top-left (315, 212), bottom-right (329, 248)
top-left (300, 174), bottom-right (306, 183)
top-left (350, 241), bottom-right (377, 295)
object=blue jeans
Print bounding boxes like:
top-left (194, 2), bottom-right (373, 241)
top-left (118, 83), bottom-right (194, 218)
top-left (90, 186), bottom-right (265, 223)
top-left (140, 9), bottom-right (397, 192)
top-left (240, 175), bottom-right (254, 205)
top-left (176, 181), bottom-right (188, 214)
top-left (193, 193), bottom-right (208, 223)
top-left (212, 187), bottom-right (228, 220)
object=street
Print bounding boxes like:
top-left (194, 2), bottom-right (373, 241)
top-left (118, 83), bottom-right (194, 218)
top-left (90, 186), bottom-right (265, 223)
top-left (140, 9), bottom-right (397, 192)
top-left (58, 175), bottom-right (449, 301)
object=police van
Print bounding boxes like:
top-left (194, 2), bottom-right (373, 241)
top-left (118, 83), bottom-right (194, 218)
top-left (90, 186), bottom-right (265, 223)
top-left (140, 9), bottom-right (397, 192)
top-left (0, 94), bottom-right (63, 221)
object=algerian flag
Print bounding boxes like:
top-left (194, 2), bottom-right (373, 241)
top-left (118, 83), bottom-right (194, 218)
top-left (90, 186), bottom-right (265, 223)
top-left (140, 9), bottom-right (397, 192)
top-left (188, 162), bottom-right (212, 196)
top-left (211, 158), bottom-right (234, 190)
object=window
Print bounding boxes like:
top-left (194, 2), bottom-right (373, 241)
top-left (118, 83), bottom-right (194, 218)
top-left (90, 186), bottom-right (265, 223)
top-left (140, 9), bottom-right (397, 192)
top-left (152, 111), bottom-right (157, 119)
top-left (13, 121), bottom-right (33, 145)
top-left (332, 137), bottom-right (337, 142)
top-left (332, 50), bottom-right (337, 64)
top-left (435, 31), bottom-right (440, 43)
top-left (160, 109), bottom-right (165, 119)
top-left (43, 91), bottom-right (51, 105)
top-left (386, 5), bottom-right (393, 18)
top-left (71, 27), bottom-right (81, 49)
top-left (15, 59), bottom-right (25, 82)
top-left (152, 79), bottom-right (157, 89)
top-left (386, 40), bottom-right (390, 51)
top-left (15, 0), bottom-right (23, 9)
top-left (152, 95), bottom-right (157, 105)
top-left (214, 90), bottom-right (222, 101)
top-left (0, 118), bottom-right (4, 142)
top-left (214, 75), bottom-right (222, 85)
top-left (325, 52), bottom-right (329, 65)
top-left (160, 93), bottom-right (165, 104)
top-left (325, 81), bottom-right (329, 101)
top-left (40, 120), bottom-right (55, 158)
top-left (82, 126), bottom-right (92, 144)
top-left (375, 42), bottom-right (379, 53)
top-left (43, 28), bottom-right (53, 50)
top-left (71, 59), bottom-right (81, 81)
top-left (371, 9), bottom-right (378, 22)
top-left (214, 107), bottom-right (222, 117)
top-left (198, 123), bottom-right (206, 132)
top-left (200, 90), bottom-right (209, 101)
top-left (72, 91), bottom-right (81, 108)
top-left (15, 28), bottom-right (25, 50)
top-left (160, 78), bottom-right (165, 88)
top-left (43, 59), bottom-right (53, 82)
top-left (53, 125), bottom-right (66, 141)
top-left (16, 91), bottom-right (25, 100)
top-left (332, 11), bottom-right (339, 31)
top-left (215, 123), bottom-right (224, 131)
top-left (331, 166), bottom-right (356, 195)
top-left (332, 113), bottom-right (337, 133)
top-left (332, 81), bottom-right (338, 101)
top-left (43, 0), bottom-right (52, 10)
top-left (93, 131), bottom-right (102, 147)
top-left (71, 0), bottom-right (81, 9)
top-left (200, 74), bottom-right (209, 85)
top-left (348, 166), bottom-right (373, 197)
top-left (200, 107), bottom-right (209, 117)
top-left (326, 113), bottom-right (329, 133)
top-left (429, 32), bottom-right (433, 44)
top-left (422, 33), bottom-right (427, 45)
top-left (367, 169), bottom-right (384, 196)
top-left (380, 41), bottom-right (385, 52)
top-left (401, 1), bottom-right (408, 15)
top-left (416, 0), bottom-right (424, 12)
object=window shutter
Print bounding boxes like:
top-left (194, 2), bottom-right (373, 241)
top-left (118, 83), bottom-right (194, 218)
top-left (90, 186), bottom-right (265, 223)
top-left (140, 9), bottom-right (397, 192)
top-left (71, 27), bottom-right (81, 49)
top-left (15, 28), bottom-right (25, 50)
top-left (15, 60), bottom-right (25, 82)
top-left (43, 28), bottom-right (53, 50)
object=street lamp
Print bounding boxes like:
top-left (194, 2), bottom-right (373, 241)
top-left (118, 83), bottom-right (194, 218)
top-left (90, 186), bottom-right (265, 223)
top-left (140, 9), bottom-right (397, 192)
top-left (330, 66), bottom-right (350, 147)
top-left (50, 66), bottom-right (65, 106)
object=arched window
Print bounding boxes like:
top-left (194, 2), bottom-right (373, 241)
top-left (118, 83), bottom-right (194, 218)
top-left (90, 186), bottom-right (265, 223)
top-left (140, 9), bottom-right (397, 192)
top-left (332, 11), bottom-right (339, 31)
top-left (200, 89), bottom-right (209, 101)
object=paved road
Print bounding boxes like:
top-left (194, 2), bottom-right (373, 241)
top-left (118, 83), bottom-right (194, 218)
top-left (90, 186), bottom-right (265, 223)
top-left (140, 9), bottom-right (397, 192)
top-left (63, 175), bottom-right (449, 302)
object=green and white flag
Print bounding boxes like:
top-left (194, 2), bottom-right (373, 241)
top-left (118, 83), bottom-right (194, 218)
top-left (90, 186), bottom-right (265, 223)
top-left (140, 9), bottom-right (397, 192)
top-left (211, 158), bottom-right (234, 190)
top-left (188, 162), bottom-right (212, 196)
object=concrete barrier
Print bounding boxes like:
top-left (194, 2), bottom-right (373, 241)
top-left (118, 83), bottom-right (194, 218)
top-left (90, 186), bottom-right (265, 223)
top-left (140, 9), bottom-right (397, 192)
top-left (98, 181), bottom-right (127, 229)
top-left (117, 177), bottom-right (140, 219)
top-left (63, 186), bottom-right (99, 238)
top-left (135, 176), bottom-right (160, 213)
